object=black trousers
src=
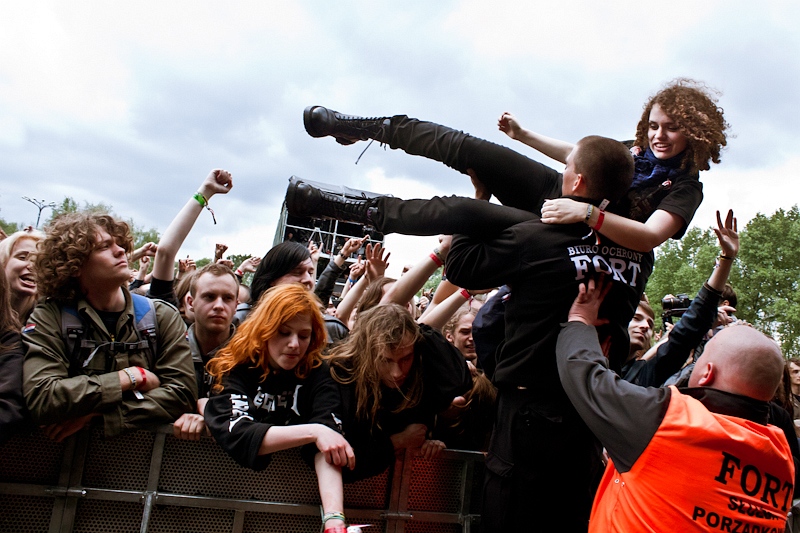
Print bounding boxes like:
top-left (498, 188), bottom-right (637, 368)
top-left (366, 117), bottom-right (564, 237)
top-left (480, 388), bottom-right (604, 533)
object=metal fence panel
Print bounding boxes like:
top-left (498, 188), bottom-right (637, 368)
top-left (0, 425), bottom-right (484, 533)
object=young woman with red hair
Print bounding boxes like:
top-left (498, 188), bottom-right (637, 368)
top-left (205, 283), bottom-right (353, 533)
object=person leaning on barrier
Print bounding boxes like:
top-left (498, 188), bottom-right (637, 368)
top-left (173, 263), bottom-right (239, 441)
top-left (327, 303), bottom-right (472, 483)
top-left (557, 278), bottom-right (794, 532)
top-left (22, 213), bottom-right (197, 441)
top-left (0, 265), bottom-right (28, 444)
top-left (204, 284), bottom-right (353, 533)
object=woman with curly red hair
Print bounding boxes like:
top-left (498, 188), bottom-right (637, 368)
top-left (204, 283), bottom-right (353, 533)
top-left (523, 78), bottom-right (730, 252)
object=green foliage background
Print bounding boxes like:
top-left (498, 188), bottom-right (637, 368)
top-left (647, 206), bottom-right (800, 358)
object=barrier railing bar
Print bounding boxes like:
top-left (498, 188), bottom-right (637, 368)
top-left (459, 454), bottom-right (475, 533)
top-left (232, 509), bottom-right (245, 533)
top-left (154, 493), bottom-right (321, 515)
top-left (47, 432), bottom-right (76, 533)
top-left (59, 429), bottom-right (91, 533)
top-left (140, 492), bottom-right (155, 533)
top-left (140, 431), bottom-right (167, 533)
top-left (385, 453), bottom-right (406, 533)
top-left (0, 482), bottom-right (57, 496)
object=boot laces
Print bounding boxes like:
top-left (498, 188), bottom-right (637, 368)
top-left (355, 138), bottom-right (386, 165)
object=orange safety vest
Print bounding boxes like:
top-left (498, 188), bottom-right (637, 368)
top-left (590, 386), bottom-right (794, 532)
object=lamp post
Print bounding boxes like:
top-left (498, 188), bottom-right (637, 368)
top-left (22, 197), bottom-right (57, 228)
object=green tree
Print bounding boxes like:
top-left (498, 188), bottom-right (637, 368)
top-left (422, 268), bottom-right (443, 297)
top-left (733, 206), bottom-right (800, 357)
top-left (0, 214), bottom-right (21, 236)
top-left (648, 206), bottom-right (800, 357)
top-left (47, 197), bottom-right (80, 223)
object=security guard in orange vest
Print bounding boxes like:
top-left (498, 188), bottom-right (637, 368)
top-left (557, 278), bottom-right (794, 532)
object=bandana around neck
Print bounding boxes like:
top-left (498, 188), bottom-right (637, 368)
top-left (631, 147), bottom-right (686, 189)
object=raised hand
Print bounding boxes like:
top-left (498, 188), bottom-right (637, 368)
top-left (131, 242), bottom-right (158, 262)
top-left (713, 209), bottom-right (739, 259)
top-left (348, 255), bottom-right (365, 280)
top-left (214, 243), bottom-right (228, 262)
top-left (340, 236), bottom-right (368, 258)
top-left (199, 169), bottom-right (233, 199)
top-left (497, 112), bottom-right (523, 140)
top-left (365, 242), bottom-right (390, 281)
top-left (308, 240), bottom-right (321, 264)
top-left (567, 277), bottom-right (612, 327)
top-left (238, 256), bottom-right (261, 273)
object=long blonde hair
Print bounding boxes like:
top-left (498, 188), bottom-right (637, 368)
top-left (327, 304), bottom-right (421, 425)
top-left (207, 284), bottom-right (326, 392)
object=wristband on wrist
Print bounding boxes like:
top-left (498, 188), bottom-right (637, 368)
top-left (460, 288), bottom-right (471, 300)
top-left (429, 252), bottom-right (443, 268)
top-left (592, 210), bottom-right (605, 231)
top-left (193, 191), bottom-right (217, 225)
top-left (192, 192), bottom-right (207, 207)
top-left (718, 254), bottom-right (735, 261)
top-left (347, 277), bottom-right (357, 284)
top-left (584, 204), bottom-right (594, 224)
top-left (235, 268), bottom-right (244, 277)
top-left (322, 511), bottom-right (346, 525)
top-left (123, 368), bottom-right (137, 390)
top-left (136, 367), bottom-right (147, 387)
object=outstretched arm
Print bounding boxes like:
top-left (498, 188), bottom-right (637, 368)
top-left (498, 112), bottom-right (574, 164)
top-left (708, 209), bottom-right (738, 292)
top-left (334, 243), bottom-right (388, 325)
top-left (542, 201), bottom-right (684, 253)
top-left (151, 169), bottom-right (232, 281)
top-left (418, 287), bottom-right (472, 330)
top-left (557, 279), bottom-right (670, 473)
top-left (382, 236), bottom-right (448, 308)
top-left (624, 210), bottom-right (738, 387)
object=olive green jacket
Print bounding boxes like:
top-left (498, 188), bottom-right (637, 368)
top-left (22, 288), bottom-right (197, 437)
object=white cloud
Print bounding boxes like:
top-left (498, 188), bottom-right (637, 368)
top-left (1, 0), bottom-right (798, 274)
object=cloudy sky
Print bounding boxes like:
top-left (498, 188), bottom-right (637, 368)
top-left (2, 1), bottom-right (798, 277)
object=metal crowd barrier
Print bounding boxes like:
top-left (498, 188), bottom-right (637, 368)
top-left (0, 425), bottom-right (484, 533)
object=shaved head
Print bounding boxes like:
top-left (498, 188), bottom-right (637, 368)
top-left (689, 326), bottom-right (784, 401)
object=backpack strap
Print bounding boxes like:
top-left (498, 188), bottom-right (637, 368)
top-left (131, 293), bottom-right (158, 369)
top-left (60, 304), bottom-right (98, 376)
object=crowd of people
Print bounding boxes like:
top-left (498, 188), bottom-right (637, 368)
top-left (1, 78), bottom-right (797, 532)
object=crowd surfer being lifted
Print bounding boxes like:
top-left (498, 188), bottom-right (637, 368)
top-left (283, 79), bottom-right (782, 533)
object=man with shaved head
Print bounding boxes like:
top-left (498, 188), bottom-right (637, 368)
top-left (557, 279), bottom-right (793, 532)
